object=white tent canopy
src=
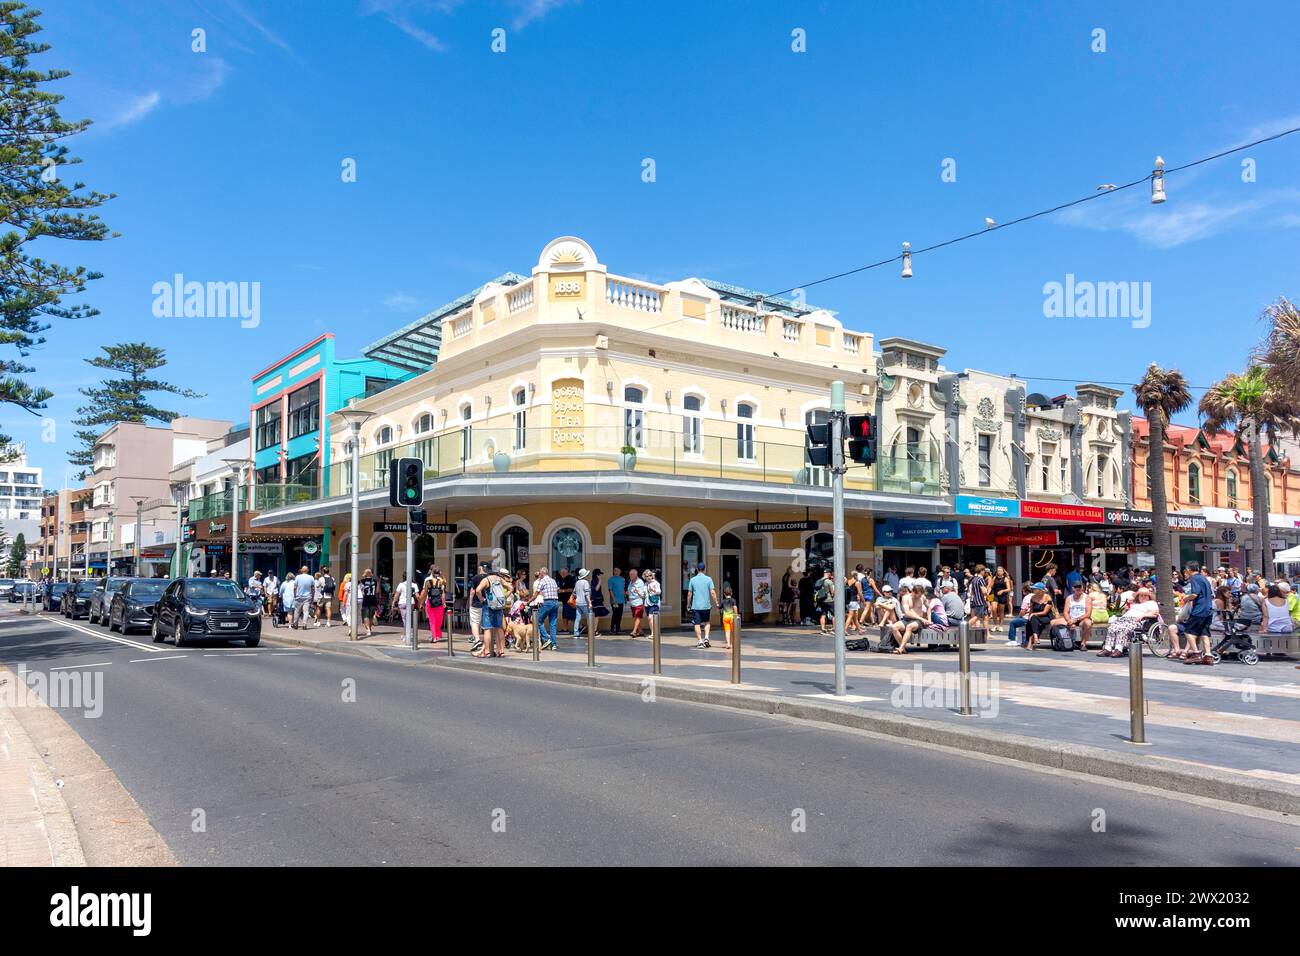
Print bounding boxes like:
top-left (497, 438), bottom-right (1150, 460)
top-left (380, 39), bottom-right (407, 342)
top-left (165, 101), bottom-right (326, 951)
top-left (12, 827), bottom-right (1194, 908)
top-left (1272, 545), bottom-right (1300, 564)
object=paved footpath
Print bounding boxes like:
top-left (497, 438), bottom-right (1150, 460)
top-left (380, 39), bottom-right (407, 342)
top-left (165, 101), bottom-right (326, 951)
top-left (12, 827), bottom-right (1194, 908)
top-left (270, 616), bottom-right (1300, 802)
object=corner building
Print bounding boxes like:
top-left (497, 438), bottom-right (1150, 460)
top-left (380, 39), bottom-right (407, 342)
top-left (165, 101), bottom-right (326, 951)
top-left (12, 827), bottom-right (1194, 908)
top-left (254, 236), bottom-right (960, 625)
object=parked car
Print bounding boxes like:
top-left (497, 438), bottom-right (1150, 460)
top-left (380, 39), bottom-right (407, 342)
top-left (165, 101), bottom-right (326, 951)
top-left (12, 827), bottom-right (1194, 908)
top-left (61, 579), bottom-right (99, 619)
top-left (8, 581), bottom-right (36, 603)
top-left (42, 582), bottom-right (71, 612)
top-left (152, 577), bottom-right (261, 647)
top-left (0, 578), bottom-right (15, 599)
top-left (108, 578), bottom-right (170, 635)
top-left (89, 576), bottom-right (135, 625)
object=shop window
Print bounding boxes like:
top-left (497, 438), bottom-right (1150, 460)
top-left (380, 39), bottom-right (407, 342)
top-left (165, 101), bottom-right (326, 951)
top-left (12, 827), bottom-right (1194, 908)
top-left (550, 526), bottom-right (584, 575)
top-left (978, 434), bottom-right (992, 487)
top-left (1227, 469), bottom-right (1238, 506)
top-left (1188, 462), bottom-right (1201, 505)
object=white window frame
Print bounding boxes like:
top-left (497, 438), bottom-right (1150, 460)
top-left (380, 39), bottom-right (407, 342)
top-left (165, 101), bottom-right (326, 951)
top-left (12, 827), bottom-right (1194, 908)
top-left (736, 402), bottom-right (755, 461)
top-left (624, 387), bottom-right (645, 450)
top-left (513, 389), bottom-right (527, 451)
top-left (682, 395), bottom-right (702, 456)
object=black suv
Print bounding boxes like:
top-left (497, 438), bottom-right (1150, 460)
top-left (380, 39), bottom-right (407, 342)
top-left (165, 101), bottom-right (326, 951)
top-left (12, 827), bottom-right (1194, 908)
top-left (61, 579), bottom-right (99, 619)
top-left (108, 578), bottom-right (170, 635)
top-left (152, 577), bottom-right (261, 647)
top-left (41, 582), bottom-right (70, 612)
top-left (89, 576), bottom-right (135, 625)
top-left (8, 581), bottom-right (36, 603)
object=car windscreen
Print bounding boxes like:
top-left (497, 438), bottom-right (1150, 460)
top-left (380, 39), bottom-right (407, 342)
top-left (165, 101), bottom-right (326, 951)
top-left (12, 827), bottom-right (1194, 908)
top-left (50, 584), bottom-right (70, 594)
top-left (128, 581), bottom-right (167, 598)
top-left (106, 578), bottom-right (131, 592)
top-left (185, 581), bottom-right (246, 601)
top-left (74, 582), bottom-right (98, 595)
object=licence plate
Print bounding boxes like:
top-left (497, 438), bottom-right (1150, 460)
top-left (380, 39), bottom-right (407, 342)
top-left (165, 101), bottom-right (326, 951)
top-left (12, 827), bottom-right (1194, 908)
top-left (218, 621), bottom-right (240, 629)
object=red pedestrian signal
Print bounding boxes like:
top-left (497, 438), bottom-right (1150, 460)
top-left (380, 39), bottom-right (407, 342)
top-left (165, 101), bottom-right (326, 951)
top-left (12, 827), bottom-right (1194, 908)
top-left (846, 414), bottom-right (878, 465)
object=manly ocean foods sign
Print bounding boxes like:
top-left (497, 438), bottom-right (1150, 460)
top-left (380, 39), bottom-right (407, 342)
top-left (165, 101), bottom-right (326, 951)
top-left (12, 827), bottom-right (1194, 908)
top-left (876, 519), bottom-right (961, 545)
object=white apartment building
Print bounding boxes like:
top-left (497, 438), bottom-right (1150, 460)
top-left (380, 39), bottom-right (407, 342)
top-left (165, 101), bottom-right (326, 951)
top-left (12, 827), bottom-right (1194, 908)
top-left (0, 447), bottom-right (43, 522)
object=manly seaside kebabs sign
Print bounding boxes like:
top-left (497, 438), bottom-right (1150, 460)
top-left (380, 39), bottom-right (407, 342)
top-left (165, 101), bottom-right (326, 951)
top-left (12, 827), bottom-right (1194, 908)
top-left (1104, 509), bottom-right (1207, 531)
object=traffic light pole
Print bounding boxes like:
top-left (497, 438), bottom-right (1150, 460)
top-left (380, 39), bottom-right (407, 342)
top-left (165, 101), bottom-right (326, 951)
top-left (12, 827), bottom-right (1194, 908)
top-left (831, 381), bottom-right (847, 698)
top-left (406, 508), bottom-right (417, 650)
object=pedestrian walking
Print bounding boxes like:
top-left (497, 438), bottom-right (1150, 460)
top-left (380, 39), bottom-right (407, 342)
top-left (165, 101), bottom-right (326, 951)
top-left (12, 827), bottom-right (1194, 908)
top-left (421, 565), bottom-right (447, 642)
top-left (358, 568), bottom-right (379, 637)
top-left (686, 562), bottom-right (717, 648)
top-left (608, 567), bottom-right (626, 634)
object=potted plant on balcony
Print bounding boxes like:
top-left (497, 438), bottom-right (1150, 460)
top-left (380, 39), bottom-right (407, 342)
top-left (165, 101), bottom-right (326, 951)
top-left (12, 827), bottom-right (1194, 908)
top-left (620, 445), bottom-right (638, 471)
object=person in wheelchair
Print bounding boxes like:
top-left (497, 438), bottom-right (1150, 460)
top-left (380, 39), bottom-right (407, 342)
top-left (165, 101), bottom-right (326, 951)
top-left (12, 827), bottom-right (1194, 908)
top-left (1099, 587), bottom-right (1162, 658)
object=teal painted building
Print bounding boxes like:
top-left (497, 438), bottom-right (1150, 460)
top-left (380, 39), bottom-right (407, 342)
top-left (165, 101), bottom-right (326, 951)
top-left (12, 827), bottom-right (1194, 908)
top-left (247, 334), bottom-right (409, 575)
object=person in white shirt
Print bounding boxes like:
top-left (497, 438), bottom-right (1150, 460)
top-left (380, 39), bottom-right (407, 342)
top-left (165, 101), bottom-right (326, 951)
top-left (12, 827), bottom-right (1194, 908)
top-left (899, 567), bottom-right (916, 592)
top-left (311, 572), bottom-right (325, 626)
top-left (278, 573), bottom-right (295, 627)
top-left (1099, 587), bottom-right (1160, 657)
top-left (627, 569), bottom-right (648, 638)
top-left (392, 573), bottom-right (414, 630)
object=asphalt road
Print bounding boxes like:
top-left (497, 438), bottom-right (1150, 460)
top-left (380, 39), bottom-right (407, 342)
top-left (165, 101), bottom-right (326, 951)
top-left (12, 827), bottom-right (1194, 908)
top-left (2, 606), bottom-right (1296, 866)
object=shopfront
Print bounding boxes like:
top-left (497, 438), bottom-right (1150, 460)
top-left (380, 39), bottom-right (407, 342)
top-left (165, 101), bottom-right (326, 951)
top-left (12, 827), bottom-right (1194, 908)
top-left (876, 517), bottom-right (962, 577)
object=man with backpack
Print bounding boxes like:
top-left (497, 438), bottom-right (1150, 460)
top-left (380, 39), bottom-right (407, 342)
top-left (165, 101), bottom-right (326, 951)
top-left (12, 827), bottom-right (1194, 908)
top-left (815, 569), bottom-right (835, 635)
top-left (319, 567), bottom-right (335, 627)
top-left (473, 565), bottom-right (510, 657)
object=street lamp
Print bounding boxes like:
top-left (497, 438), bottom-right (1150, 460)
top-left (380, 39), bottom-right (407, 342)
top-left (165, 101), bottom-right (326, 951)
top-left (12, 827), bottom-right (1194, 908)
top-left (130, 495), bottom-right (149, 577)
top-left (336, 405), bottom-right (375, 642)
top-left (222, 458), bottom-right (249, 584)
top-left (170, 482), bottom-right (186, 579)
top-left (105, 507), bottom-right (116, 578)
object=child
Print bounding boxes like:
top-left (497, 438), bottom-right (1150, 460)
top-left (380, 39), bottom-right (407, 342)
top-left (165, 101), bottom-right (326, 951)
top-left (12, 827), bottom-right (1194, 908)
top-left (720, 585), bottom-right (738, 650)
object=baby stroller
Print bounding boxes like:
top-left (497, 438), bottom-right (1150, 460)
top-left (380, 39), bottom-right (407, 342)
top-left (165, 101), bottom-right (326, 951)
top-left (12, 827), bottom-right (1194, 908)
top-left (1210, 613), bottom-right (1259, 665)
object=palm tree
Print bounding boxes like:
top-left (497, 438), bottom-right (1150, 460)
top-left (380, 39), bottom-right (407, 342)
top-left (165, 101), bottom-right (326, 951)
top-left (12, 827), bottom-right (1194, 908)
top-left (1258, 296), bottom-right (1300, 387)
top-left (1133, 364), bottom-right (1191, 618)
top-left (1199, 366), bottom-right (1300, 574)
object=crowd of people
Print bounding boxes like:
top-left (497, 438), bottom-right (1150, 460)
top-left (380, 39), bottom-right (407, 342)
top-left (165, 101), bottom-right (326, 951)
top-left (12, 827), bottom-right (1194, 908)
top-left (231, 556), bottom-right (1300, 668)
top-left (775, 558), bottom-right (1300, 664)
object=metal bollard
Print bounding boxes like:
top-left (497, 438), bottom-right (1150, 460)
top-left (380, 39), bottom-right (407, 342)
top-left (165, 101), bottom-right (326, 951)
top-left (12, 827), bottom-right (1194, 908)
top-left (1128, 626), bottom-right (1149, 744)
top-left (651, 610), bottom-right (661, 675)
top-left (731, 614), bottom-right (741, 685)
top-left (532, 609), bottom-right (540, 662)
top-left (446, 602), bottom-right (454, 657)
top-left (957, 619), bottom-right (974, 717)
top-left (586, 605), bottom-right (596, 667)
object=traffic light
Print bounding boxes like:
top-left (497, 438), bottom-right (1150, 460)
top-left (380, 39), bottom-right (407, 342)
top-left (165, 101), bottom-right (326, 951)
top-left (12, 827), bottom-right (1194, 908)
top-left (389, 457), bottom-right (424, 507)
top-left (846, 413), bottom-right (878, 465)
top-left (806, 422), bottom-right (833, 468)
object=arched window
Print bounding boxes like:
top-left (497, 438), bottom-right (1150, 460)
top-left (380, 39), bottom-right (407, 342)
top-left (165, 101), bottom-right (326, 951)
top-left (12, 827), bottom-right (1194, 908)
top-left (414, 413), bottom-right (434, 434)
top-left (1188, 462), bottom-right (1201, 505)
top-left (460, 404), bottom-right (472, 462)
top-left (736, 402), bottom-right (755, 461)
top-left (624, 387), bottom-right (645, 449)
top-left (1227, 469), bottom-right (1238, 506)
top-left (682, 395), bottom-right (702, 454)
top-left (375, 426), bottom-right (393, 446)
top-left (413, 414), bottom-right (434, 469)
top-left (550, 526), bottom-right (583, 575)
top-left (513, 388), bottom-right (527, 451)
top-left (680, 530), bottom-right (704, 572)
top-left (1096, 452), bottom-right (1109, 498)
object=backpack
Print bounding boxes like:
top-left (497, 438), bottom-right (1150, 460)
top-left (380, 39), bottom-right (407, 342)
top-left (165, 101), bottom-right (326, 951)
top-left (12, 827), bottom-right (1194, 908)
top-left (485, 576), bottom-right (509, 611)
top-left (427, 582), bottom-right (444, 605)
top-left (815, 580), bottom-right (832, 603)
top-left (874, 630), bottom-right (897, 652)
top-left (1050, 626), bottom-right (1076, 652)
top-left (845, 637), bottom-right (872, 652)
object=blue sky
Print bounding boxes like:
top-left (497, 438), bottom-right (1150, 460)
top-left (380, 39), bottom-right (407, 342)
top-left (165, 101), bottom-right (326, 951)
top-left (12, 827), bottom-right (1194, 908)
top-left (10, 0), bottom-right (1300, 485)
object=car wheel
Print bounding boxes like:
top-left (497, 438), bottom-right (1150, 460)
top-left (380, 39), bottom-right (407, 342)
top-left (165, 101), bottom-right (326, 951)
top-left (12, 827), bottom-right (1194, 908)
top-left (151, 618), bottom-right (164, 643)
top-left (244, 635), bottom-right (260, 648)
top-left (110, 612), bottom-right (121, 633)
top-left (173, 619), bottom-right (186, 647)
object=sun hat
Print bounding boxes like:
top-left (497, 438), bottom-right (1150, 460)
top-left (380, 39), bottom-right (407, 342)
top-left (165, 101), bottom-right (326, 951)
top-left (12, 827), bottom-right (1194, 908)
top-left (578, 568), bottom-right (589, 579)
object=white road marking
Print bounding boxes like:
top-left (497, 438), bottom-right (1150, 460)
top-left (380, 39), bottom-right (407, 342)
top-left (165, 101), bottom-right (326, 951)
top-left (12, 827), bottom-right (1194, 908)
top-left (41, 616), bottom-right (165, 653)
top-left (49, 662), bottom-right (111, 671)
top-left (128, 656), bottom-right (187, 663)
top-left (204, 652), bottom-right (259, 657)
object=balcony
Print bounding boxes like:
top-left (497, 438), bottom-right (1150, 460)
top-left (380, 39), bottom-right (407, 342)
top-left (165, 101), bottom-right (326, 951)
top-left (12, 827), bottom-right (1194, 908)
top-left (319, 427), bottom-right (941, 501)
top-left (188, 484), bottom-right (316, 521)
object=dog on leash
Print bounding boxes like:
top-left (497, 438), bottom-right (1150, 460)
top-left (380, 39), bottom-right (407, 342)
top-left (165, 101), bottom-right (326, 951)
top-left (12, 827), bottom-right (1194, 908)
top-left (508, 619), bottom-right (535, 653)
